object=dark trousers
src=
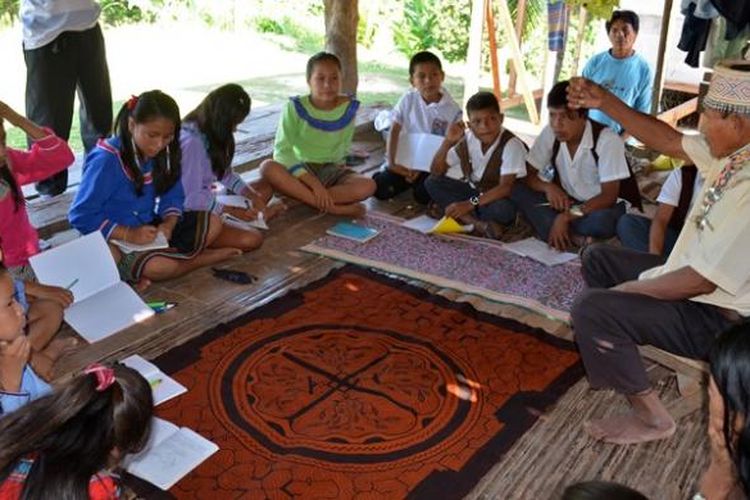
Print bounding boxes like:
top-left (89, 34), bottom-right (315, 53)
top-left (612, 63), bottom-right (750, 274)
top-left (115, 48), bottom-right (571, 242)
top-left (511, 183), bottom-right (625, 241)
top-left (571, 244), bottom-right (735, 394)
top-left (24, 23), bottom-right (112, 196)
top-left (372, 168), bottom-right (430, 204)
top-left (616, 213), bottom-right (680, 257)
top-left (424, 175), bottom-right (517, 225)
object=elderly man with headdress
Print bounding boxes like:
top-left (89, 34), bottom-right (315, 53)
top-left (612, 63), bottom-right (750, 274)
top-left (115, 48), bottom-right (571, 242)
top-left (566, 61), bottom-right (750, 445)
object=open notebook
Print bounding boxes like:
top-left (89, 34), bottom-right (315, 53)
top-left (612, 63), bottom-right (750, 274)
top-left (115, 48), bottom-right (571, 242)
top-left (394, 133), bottom-right (445, 172)
top-left (217, 194), bottom-right (269, 230)
top-left (29, 232), bottom-right (154, 343)
top-left (111, 231), bottom-right (169, 253)
top-left (124, 417), bottom-right (218, 491)
top-left (401, 215), bottom-right (474, 234)
top-left (121, 355), bottom-right (187, 406)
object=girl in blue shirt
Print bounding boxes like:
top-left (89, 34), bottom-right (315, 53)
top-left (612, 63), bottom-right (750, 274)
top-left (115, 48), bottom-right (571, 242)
top-left (69, 90), bottom-right (241, 288)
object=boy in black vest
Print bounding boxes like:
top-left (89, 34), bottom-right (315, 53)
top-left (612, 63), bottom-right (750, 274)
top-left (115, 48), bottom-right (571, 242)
top-left (425, 91), bottom-right (528, 238)
top-left (512, 80), bottom-right (640, 250)
top-left (616, 165), bottom-right (702, 256)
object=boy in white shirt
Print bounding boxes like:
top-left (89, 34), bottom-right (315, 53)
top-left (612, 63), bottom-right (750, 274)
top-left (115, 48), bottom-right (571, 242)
top-left (617, 165), bottom-right (703, 256)
top-left (512, 80), bottom-right (636, 250)
top-left (372, 51), bottom-right (462, 204)
top-left (426, 91), bottom-right (527, 239)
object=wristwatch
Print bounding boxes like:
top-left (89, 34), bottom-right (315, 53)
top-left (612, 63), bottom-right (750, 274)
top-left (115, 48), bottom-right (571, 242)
top-left (469, 195), bottom-right (480, 206)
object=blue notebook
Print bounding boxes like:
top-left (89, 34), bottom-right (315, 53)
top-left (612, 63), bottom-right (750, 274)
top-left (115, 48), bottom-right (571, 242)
top-left (326, 221), bottom-right (380, 243)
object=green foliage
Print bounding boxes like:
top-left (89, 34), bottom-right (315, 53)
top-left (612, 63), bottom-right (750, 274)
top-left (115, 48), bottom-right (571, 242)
top-left (392, 0), bottom-right (437, 58)
top-left (100, 0), bottom-right (146, 25)
top-left (254, 16), bottom-right (284, 34)
top-left (0, 0), bottom-right (17, 24)
top-left (565, 0), bottom-right (620, 20)
top-left (432, 0), bottom-right (471, 63)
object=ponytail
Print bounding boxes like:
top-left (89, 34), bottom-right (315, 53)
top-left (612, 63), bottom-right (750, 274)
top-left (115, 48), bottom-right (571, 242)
top-left (0, 364), bottom-right (153, 498)
top-left (114, 90), bottom-right (182, 195)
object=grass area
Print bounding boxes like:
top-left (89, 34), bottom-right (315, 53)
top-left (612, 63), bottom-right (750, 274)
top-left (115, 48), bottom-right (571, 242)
top-left (6, 100), bottom-right (124, 151)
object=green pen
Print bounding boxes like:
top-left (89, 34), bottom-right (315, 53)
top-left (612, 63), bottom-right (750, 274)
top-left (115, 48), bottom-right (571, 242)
top-left (147, 301), bottom-right (167, 309)
top-left (149, 378), bottom-right (163, 389)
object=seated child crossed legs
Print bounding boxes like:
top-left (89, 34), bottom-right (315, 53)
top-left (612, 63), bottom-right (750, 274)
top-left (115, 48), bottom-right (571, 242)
top-left (426, 91), bottom-right (527, 239)
top-left (261, 52), bottom-right (375, 218)
top-left (373, 50), bottom-right (462, 204)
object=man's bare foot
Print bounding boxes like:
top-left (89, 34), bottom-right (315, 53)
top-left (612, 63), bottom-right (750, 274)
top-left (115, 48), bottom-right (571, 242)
top-left (584, 412), bottom-right (676, 444)
top-left (330, 202), bottom-right (366, 218)
top-left (585, 390), bottom-right (676, 444)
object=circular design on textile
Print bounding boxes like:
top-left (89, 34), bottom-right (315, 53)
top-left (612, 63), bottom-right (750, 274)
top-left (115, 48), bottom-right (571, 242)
top-left (215, 324), bottom-right (478, 465)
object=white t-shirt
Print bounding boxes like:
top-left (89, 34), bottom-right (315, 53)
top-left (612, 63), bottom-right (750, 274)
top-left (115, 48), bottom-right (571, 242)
top-left (527, 122), bottom-right (630, 202)
top-left (656, 167), bottom-right (704, 209)
top-left (445, 129), bottom-right (527, 183)
top-left (21, 0), bottom-right (100, 50)
top-left (640, 135), bottom-right (750, 315)
top-left (391, 88), bottom-right (462, 137)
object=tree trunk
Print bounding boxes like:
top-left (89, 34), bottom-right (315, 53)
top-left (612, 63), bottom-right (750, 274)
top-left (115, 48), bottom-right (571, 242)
top-left (324, 0), bottom-right (359, 96)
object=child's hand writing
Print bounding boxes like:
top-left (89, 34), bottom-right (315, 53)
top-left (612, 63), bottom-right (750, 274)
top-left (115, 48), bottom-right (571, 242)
top-left (445, 122), bottom-right (466, 144)
top-left (129, 225), bottom-right (158, 244)
top-left (25, 282), bottom-right (74, 308)
top-left (0, 336), bottom-right (31, 392)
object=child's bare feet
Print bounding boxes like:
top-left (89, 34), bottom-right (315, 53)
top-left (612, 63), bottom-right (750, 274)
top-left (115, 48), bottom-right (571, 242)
top-left (134, 278), bottom-right (152, 292)
top-left (330, 202), bottom-right (367, 218)
top-left (584, 411), bottom-right (675, 444)
top-left (263, 201), bottom-right (287, 221)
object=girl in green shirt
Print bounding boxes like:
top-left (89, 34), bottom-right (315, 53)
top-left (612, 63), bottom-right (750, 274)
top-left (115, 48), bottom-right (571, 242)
top-left (260, 52), bottom-right (375, 217)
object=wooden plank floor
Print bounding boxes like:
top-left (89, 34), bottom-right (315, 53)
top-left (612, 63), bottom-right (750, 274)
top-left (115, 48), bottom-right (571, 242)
top-left (45, 131), bottom-right (707, 499)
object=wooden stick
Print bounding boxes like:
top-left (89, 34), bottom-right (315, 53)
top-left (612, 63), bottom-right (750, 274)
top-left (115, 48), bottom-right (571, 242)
top-left (486, 0), bottom-right (503, 105)
top-left (495, 0), bottom-right (539, 124)
top-left (652, 0), bottom-right (675, 115)
top-left (508, 0), bottom-right (527, 96)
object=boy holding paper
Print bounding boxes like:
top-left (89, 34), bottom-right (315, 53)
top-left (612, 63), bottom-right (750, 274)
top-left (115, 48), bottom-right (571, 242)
top-left (372, 51), bottom-right (461, 204)
top-left (426, 91), bottom-right (527, 239)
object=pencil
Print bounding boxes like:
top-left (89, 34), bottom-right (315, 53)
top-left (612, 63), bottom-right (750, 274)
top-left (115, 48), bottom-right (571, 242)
top-left (66, 278), bottom-right (79, 290)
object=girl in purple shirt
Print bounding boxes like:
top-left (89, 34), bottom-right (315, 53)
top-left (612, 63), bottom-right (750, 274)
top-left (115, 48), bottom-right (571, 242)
top-left (180, 84), bottom-right (282, 252)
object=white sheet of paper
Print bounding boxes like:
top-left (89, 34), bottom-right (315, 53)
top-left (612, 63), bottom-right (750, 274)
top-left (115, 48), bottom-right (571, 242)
top-left (64, 282), bottom-right (154, 343)
top-left (401, 215), bottom-right (440, 234)
top-left (222, 212), bottom-right (269, 230)
top-left (111, 232), bottom-right (169, 254)
top-left (126, 418), bottom-right (218, 491)
top-left (30, 233), bottom-right (155, 343)
top-left (394, 133), bottom-right (445, 172)
top-left (502, 238), bottom-right (578, 266)
top-left (30, 232), bottom-right (119, 302)
top-left (121, 355), bottom-right (187, 406)
top-left (216, 194), bottom-right (252, 209)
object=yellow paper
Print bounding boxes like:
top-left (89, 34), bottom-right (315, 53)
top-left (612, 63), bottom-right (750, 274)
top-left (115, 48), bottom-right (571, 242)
top-left (429, 216), bottom-right (471, 234)
top-left (651, 154), bottom-right (684, 171)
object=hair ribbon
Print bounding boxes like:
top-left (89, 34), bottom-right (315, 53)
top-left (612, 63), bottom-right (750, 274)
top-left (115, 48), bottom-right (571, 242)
top-left (126, 95), bottom-right (139, 112)
top-left (84, 364), bottom-right (116, 392)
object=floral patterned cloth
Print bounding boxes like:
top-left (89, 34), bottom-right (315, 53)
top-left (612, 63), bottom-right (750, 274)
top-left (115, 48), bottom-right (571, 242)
top-left (303, 213), bottom-right (585, 321)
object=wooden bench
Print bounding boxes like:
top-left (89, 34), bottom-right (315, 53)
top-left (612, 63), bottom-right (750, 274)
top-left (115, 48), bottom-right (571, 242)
top-left (27, 102), bottom-right (388, 239)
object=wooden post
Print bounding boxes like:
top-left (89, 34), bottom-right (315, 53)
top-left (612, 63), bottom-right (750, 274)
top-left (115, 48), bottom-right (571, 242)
top-left (464, 0), bottom-right (486, 109)
top-left (508, 0), bottom-right (527, 96)
top-left (570, 5), bottom-right (588, 76)
top-left (496, 0), bottom-right (539, 124)
top-left (324, 0), bottom-right (359, 95)
top-left (652, 0), bottom-right (674, 115)
top-left (486, 0), bottom-right (503, 104)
